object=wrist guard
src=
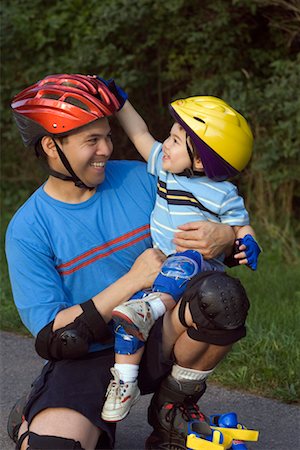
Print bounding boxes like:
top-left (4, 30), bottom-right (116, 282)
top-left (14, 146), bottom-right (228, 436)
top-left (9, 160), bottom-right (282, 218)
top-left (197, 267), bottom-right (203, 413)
top-left (96, 76), bottom-right (128, 109)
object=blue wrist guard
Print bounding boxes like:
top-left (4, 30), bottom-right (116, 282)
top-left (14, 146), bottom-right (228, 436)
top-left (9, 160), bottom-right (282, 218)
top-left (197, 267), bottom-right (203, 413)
top-left (108, 79), bottom-right (128, 109)
top-left (152, 250), bottom-right (202, 302)
top-left (238, 234), bottom-right (261, 271)
top-left (114, 325), bottom-right (144, 355)
top-left (96, 76), bottom-right (128, 109)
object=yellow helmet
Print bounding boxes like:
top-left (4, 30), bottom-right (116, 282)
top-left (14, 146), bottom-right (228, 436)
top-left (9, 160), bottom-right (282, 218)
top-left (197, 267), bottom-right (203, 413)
top-left (169, 96), bottom-right (253, 181)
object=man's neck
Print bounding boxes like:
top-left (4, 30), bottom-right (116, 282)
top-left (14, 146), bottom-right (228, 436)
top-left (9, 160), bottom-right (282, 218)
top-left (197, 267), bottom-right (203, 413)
top-left (44, 176), bottom-right (96, 204)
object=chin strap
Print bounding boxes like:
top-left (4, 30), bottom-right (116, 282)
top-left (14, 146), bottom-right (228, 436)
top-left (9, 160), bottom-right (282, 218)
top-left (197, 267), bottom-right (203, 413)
top-left (177, 135), bottom-right (204, 178)
top-left (51, 141), bottom-right (95, 191)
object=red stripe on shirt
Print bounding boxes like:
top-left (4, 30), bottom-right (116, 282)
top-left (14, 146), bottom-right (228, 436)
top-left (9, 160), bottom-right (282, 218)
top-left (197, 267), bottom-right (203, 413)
top-left (58, 231), bottom-right (151, 276)
top-left (57, 224), bottom-right (150, 270)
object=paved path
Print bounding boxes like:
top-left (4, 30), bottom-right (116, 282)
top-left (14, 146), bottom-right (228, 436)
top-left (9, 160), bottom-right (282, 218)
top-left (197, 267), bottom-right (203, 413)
top-left (0, 331), bottom-right (299, 450)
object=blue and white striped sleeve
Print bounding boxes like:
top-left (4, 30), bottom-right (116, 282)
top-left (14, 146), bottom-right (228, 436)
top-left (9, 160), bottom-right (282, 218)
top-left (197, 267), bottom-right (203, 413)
top-left (147, 141), bottom-right (163, 176)
top-left (218, 186), bottom-right (250, 226)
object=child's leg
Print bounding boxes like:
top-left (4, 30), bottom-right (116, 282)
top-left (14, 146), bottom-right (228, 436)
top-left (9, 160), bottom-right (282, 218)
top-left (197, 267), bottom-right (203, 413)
top-left (101, 326), bottom-right (144, 422)
top-left (112, 250), bottom-right (203, 340)
top-left (152, 249), bottom-right (203, 301)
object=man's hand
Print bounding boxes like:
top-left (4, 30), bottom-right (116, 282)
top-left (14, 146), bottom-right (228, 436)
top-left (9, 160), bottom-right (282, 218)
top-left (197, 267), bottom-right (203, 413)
top-left (128, 248), bottom-right (166, 291)
top-left (173, 221), bottom-right (235, 260)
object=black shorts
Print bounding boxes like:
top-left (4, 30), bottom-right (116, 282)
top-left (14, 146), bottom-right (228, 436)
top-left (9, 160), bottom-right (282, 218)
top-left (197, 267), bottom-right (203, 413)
top-left (24, 317), bottom-right (173, 449)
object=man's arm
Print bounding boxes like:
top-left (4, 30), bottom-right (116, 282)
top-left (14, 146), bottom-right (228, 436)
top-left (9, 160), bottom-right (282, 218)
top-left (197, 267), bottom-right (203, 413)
top-left (34, 248), bottom-right (165, 360)
top-left (116, 100), bottom-right (155, 161)
top-left (173, 221), bottom-right (235, 259)
top-left (53, 248), bottom-right (165, 330)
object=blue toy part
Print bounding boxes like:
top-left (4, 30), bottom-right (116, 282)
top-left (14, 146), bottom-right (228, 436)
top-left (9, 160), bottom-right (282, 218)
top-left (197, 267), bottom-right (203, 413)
top-left (152, 250), bottom-right (202, 301)
top-left (230, 440), bottom-right (248, 450)
top-left (209, 412), bottom-right (259, 444)
top-left (114, 324), bottom-right (144, 355)
top-left (237, 234), bottom-right (261, 271)
top-left (218, 412), bottom-right (239, 428)
top-left (187, 421), bottom-right (227, 450)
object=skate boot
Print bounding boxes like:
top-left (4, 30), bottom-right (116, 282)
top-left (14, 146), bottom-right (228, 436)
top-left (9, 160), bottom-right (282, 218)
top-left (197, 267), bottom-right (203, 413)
top-left (145, 375), bottom-right (211, 450)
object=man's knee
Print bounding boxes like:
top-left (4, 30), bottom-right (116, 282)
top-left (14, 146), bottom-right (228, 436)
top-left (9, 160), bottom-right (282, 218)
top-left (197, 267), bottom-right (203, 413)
top-left (18, 431), bottom-right (84, 449)
top-left (178, 271), bottom-right (250, 345)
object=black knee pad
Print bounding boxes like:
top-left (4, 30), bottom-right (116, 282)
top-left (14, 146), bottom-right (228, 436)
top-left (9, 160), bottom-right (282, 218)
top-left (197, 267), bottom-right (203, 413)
top-left (179, 271), bottom-right (250, 345)
top-left (26, 432), bottom-right (84, 449)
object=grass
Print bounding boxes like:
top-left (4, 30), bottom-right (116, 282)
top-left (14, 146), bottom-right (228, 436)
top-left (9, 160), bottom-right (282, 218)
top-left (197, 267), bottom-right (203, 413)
top-left (1, 184), bottom-right (299, 403)
top-left (212, 249), bottom-right (300, 403)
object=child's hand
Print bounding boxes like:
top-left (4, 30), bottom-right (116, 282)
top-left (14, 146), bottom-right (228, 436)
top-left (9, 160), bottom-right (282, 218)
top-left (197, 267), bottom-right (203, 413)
top-left (234, 234), bottom-right (262, 270)
top-left (96, 76), bottom-right (128, 110)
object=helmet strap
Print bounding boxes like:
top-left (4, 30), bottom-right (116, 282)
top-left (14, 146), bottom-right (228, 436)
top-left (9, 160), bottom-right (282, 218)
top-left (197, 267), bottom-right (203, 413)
top-left (52, 140), bottom-right (95, 191)
top-left (186, 136), bottom-right (194, 165)
top-left (177, 135), bottom-right (199, 178)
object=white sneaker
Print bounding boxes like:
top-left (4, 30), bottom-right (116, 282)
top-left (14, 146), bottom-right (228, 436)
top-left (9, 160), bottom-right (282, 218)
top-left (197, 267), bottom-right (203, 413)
top-left (112, 296), bottom-right (156, 341)
top-left (101, 368), bottom-right (140, 422)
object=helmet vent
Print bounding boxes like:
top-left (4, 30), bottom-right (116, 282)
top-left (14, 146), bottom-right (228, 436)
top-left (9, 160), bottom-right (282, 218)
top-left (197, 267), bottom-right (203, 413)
top-left (194, 117), bottom-right (206, 124)
top-left (64, 96), bottom-right (90, 111)
top-left (41, 93), bottom-right (61, 100)
top-left (61, 81), bottom-right (80, 88)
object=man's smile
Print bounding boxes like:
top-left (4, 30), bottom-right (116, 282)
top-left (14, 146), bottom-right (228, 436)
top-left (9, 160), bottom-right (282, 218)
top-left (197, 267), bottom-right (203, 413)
top-left (90, 161), bottom-right (106, 168)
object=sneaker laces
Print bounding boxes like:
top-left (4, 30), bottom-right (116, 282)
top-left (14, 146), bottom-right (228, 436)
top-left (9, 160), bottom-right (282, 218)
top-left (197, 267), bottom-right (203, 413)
top-left (165, 401), bottom-right (205, 424)
top-left (164, 400), bottom-right (210, 439)
top-left (105, 368), bottom-right (123, 399)
top-left (185, 401), bottom-right (207, 422)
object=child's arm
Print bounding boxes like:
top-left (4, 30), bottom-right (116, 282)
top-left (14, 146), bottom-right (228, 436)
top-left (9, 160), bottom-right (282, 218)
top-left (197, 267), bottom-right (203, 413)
top-left (233, 225), bottom-right (261, 270)
top-left (116, 100), bottom-right (155, 162)
top-left (234, 225), bottom-right (255, 240)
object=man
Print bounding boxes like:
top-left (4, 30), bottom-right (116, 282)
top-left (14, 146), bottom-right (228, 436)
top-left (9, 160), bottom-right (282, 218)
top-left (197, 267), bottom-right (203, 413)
top-left (6, 74), bottom-right (248, 450)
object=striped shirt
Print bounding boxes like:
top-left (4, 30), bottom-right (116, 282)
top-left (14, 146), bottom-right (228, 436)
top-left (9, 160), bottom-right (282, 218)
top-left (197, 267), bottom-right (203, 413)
top-left (148, 142), bottom-right (249, 256)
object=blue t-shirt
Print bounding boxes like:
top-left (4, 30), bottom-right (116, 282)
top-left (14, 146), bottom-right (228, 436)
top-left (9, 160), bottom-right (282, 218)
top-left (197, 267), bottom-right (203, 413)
top-left (148, 142), bottom-right (250, 256)
top-left (6, 161), bottom-right (156, 350)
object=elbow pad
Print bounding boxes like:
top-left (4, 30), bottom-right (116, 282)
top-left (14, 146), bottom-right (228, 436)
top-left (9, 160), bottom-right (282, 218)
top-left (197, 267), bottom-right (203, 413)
top-left (35, 300), bottom-right (113, 360)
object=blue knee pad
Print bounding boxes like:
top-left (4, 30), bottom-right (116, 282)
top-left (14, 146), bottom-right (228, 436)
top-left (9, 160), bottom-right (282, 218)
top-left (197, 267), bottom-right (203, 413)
top-left (114, 325), bottom-right (144, 355)
top-left (152, 250), bottom-right (202, 301)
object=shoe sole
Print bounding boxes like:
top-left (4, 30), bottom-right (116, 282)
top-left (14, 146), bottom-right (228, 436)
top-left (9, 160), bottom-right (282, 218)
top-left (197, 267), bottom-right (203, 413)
top-left (112, 311), bottom-right (147, 341)
top-left (101, 391), bottom-right (141, 422)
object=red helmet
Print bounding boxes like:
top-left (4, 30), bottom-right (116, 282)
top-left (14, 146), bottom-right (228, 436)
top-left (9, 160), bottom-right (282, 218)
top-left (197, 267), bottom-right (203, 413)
top-left (11, 74), bottom-right (120, 147)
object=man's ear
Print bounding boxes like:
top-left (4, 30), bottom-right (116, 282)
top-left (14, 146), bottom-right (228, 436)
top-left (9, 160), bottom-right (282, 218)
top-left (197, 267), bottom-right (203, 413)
top-left (41, 136), bottom-right (58, 159)
top-left (193, 155), bottom-right (204, 171)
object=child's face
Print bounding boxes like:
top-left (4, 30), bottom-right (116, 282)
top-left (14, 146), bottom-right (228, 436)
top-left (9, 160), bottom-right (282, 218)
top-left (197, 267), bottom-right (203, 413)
top-left (162, 123), bottom-right (192, 174)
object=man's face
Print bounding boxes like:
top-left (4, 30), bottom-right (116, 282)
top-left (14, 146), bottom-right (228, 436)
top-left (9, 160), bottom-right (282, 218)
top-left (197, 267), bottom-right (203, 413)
top-left (162, 123), bottom-right (192, 174)
top-left (55, 118), bottom-right (113, 188)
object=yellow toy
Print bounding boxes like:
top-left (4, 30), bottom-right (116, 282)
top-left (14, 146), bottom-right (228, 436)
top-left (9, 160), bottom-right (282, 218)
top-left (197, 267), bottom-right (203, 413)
top-left (186, 412), bottom-right (259, 450)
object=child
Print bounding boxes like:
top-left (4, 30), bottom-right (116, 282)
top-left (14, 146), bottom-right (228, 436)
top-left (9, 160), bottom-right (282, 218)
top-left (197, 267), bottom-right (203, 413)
top-left (101, 88), bottom-right (261, 422)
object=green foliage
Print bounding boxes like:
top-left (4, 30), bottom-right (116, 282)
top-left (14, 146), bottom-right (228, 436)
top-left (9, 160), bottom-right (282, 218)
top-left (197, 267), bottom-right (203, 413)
top-left (1, 0), bottom-right (299, 241)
